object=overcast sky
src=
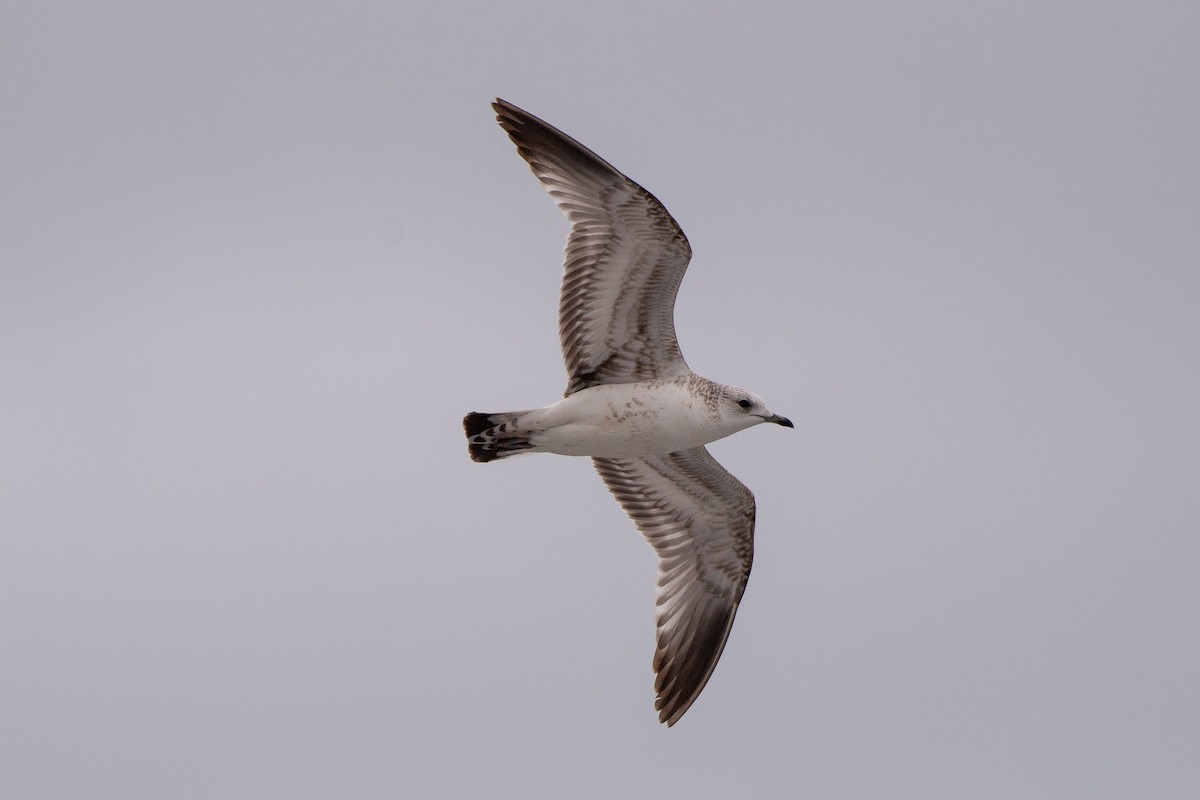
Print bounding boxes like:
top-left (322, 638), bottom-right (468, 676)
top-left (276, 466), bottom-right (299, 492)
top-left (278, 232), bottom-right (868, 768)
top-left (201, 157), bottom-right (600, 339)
top-left (3, 2), bottom-right (1199, 798)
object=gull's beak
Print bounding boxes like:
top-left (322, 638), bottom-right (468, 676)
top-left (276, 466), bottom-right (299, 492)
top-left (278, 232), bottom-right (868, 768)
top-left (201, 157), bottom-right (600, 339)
top-left (764, 413), bottom-right (794, 428)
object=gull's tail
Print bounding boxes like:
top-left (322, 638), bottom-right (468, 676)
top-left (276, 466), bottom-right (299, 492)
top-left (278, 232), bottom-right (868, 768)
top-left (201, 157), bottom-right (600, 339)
top-left (463, 411), bottom-right (536, 462)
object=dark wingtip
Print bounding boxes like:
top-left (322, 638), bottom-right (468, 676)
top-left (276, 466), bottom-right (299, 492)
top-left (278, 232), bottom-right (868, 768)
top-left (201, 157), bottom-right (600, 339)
top-left (492, 98), bottom-right (524, 130)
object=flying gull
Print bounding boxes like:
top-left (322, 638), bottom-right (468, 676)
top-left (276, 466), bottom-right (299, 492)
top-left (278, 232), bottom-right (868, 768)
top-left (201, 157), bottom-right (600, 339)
top-left (464, 98), bottom-right (793, 726)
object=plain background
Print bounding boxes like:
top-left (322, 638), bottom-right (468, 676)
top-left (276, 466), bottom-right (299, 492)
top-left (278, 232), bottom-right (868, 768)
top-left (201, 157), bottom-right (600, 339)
top-left (3, 2), bottom-right (1198, 798)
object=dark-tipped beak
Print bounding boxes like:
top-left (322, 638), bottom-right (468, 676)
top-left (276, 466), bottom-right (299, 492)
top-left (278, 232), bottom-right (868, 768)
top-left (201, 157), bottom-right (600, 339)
top-left (766, 414), bottom-right (794, 428)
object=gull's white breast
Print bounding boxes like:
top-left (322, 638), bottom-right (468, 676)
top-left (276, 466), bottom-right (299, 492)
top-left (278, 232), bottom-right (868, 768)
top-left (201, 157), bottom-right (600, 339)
top-left (525, 379), bottom-right (734, 458)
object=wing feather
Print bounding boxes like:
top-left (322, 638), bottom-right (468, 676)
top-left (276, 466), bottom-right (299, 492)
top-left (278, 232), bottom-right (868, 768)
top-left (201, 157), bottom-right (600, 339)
top-left (493, 99), bottom-right (693, 395)
top-left (592, 447), bottom-right (755, 726)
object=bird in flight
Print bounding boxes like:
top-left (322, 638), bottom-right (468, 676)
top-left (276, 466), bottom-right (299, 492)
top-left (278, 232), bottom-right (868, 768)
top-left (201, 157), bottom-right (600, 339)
top-left (465, 98), bottom-right (793, 725)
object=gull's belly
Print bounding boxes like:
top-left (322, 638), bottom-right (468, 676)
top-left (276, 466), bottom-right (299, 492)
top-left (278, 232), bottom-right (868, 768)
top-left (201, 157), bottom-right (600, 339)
top-left (529, 382), bottom-right (721, 457)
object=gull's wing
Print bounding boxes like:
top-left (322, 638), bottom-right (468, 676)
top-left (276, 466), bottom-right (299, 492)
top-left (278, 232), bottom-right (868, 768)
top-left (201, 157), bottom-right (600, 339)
top-left (493, 99), bottom-right (693, 396)
top-left (592, 447), bottom-right (755, 726)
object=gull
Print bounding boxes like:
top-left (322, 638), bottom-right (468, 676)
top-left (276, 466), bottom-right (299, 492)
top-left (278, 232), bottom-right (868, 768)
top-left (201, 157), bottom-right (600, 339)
top-left (464, 98), bottom-right (793, 726)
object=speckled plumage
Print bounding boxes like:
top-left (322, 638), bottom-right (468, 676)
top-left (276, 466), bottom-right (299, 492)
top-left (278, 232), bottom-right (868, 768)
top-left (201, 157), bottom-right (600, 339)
top-left (464, 99), bottom-right (792, 726)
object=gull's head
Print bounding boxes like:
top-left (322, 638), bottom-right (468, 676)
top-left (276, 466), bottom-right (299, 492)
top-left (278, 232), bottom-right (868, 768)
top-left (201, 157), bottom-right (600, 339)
top-left (720, 388), bottom-right (793, 432)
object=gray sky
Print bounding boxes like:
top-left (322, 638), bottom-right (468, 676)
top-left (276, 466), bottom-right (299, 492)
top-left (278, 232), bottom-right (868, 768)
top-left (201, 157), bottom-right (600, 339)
top-left (3, 2), bottom-right (1198, 798)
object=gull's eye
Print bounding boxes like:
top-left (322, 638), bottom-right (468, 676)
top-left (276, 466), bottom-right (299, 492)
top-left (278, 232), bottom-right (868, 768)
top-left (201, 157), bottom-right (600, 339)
top-left (737, 398), bottom-right (752, 409)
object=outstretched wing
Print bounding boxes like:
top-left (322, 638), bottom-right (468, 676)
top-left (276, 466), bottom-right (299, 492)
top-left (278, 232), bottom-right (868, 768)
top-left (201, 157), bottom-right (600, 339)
top-left (592, 447), bottom-right (755, 725)
top-left (493, 99), bottom-right (693, 396)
